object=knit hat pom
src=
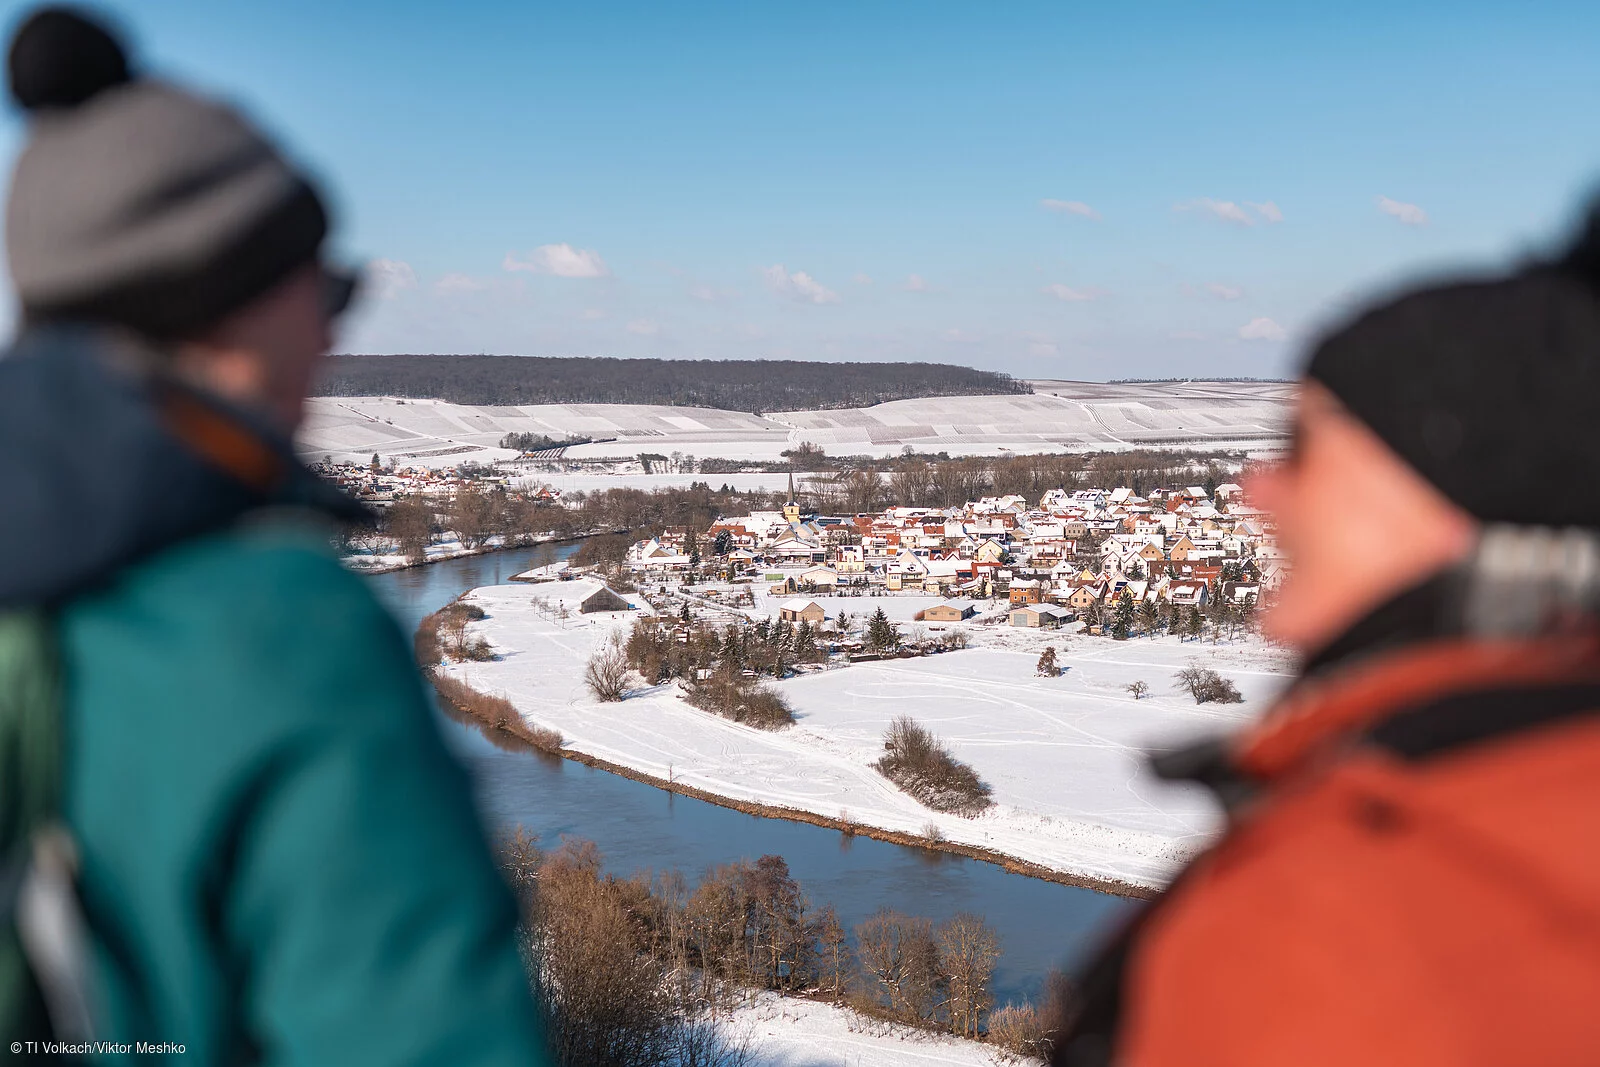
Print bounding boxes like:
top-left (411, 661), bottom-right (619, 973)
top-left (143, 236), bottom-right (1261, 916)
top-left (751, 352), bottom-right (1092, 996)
top-left (8, 6), bottom-right (131, 112)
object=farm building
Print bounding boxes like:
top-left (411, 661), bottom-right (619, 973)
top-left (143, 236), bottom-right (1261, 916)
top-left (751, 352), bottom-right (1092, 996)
top-left (1010, 604), bottom-right (1073, 629)
top-left (778, 599), bottom-right (826, 624)
top-left (922, 602), bottom-right (976, 623)
top-left (580, 587), bottom-right (633, 613)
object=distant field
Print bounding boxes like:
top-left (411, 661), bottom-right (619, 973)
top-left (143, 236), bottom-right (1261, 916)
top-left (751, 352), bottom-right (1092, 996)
top-left (296, 382), bottom-right (1290, 467)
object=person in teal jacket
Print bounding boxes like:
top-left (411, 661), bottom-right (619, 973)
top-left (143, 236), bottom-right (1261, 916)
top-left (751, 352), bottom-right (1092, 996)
top-left (0, 8), bottom-right (548, 1063)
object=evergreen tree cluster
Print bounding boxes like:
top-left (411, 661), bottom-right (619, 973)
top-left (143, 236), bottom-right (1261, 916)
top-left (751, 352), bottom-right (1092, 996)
top-left (317, 354), bottom-right (1029, 411)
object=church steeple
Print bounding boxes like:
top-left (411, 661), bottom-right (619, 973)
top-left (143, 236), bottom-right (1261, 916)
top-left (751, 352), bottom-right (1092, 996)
top-left (783, 468), bottom-right (800, 524)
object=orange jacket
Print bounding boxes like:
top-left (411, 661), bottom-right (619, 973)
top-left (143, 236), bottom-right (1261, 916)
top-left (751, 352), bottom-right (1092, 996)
top-left (1066, 634), bottom-right (1600, 1067)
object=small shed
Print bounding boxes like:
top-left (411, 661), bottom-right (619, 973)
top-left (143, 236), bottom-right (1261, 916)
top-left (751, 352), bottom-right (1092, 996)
top-left (580, 586), bottom-right (633, 614)
top-left (778, 598), bottom-right (826, 624)
top-left (923, 602), bottom-right (976, 623)
top-left (1009, 604), bottom-right (1072, 629)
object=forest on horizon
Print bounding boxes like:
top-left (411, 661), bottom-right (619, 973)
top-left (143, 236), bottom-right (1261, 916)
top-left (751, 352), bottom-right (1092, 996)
top-left (314, 354), bottom-right (1030, 411)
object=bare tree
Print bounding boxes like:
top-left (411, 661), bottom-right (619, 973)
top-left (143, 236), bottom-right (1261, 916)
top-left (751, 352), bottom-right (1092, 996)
top-left (586, 638), bottom-right (631, 701)
top-left (528, 840), bottom-right (677, 1067)
top-left (938, 912), bottom-right (1000, 1039)
top-left (1126, 680), bottom-right (1150, 700)
top-left (384, 495), bottom-right (436, 563)
top-left (854, 910), bottom-right (942, 1023)
top-left (450, 485), bottom-right (502, 549)
top-left (815, 905), bottom-right (850, 1004)
top-left (1173, 663), bottom-right (1243, 704)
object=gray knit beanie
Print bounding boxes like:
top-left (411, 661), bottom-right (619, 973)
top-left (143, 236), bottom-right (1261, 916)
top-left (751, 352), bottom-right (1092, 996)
top-left (5, 7), bottom-right (345, 338)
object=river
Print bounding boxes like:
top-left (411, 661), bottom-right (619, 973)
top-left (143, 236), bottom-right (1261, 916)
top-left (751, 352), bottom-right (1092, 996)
top-left (367, 545), bottom-right (1139, 1006)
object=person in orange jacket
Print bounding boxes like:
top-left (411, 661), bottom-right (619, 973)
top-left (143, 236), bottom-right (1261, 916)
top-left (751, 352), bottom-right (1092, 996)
top-left (1053, 210), bottom-right (1600, 1067)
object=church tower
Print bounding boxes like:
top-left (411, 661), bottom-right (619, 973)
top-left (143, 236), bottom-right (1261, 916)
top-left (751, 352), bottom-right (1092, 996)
top-left (783, 469), bottom-right (801, 525)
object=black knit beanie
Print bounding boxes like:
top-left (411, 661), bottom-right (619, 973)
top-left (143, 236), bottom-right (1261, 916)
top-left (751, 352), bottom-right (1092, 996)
top-left (1305, 208), bottom-right (1600, 528)
top-left (4, 6), bottom-right (332, 338)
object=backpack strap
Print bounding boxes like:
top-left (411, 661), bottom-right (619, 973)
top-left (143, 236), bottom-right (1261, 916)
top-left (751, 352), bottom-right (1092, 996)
top-left (0, 610), bottom-right (95, 1042)
top-left (1364, 681), bottom-right (1600, 760)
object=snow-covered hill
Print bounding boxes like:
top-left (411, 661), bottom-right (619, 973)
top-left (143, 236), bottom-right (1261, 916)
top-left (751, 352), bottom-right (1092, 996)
top-left (297, 382), bottom-right (1290, 468)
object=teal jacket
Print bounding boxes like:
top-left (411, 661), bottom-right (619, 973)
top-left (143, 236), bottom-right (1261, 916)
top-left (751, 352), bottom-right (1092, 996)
top-left (0, 330), bottom-right (547, 1063)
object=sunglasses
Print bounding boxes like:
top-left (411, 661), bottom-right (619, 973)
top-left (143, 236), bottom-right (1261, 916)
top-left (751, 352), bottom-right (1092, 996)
top-left (320, 264), bottom-right (361, 320)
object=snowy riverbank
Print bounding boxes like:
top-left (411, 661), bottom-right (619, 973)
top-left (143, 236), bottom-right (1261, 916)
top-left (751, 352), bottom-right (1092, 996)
top-left (732, 993), bottom-right (1004, 1067)
top-left (440, 579), bottom-right (1292, 892)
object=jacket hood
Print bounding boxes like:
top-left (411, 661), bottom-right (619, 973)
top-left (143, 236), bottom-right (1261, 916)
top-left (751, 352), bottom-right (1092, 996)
top-left (0, 324), bottom-right (365, 607)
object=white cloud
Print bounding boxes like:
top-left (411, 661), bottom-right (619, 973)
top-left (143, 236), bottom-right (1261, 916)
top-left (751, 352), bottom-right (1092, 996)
top-left (1205, 282), bottom-right (1245, 300)
top-left (1042, 283), bottom-right (1102, 302)
top-left (690, 283), bottom-right (746, 303)
top-left (626, 319), bottom-right (660, 336)
top-left (434, 272), bottom-right (489, 293)
top-left (852, 273), bottom-right (873, 285)
top-left (761, 264), bottom-right (841, 305)
top-left (368, 258), bottom-right (417, 299)
top-left (1040, 199), bottom-right (1101, 220)
top-left (1028, 341), bottom-right (1058, 357)
top-left (1247, 200), bottom-right (1284, 224)
top-left (1178, 198), bottom-right (1255, 226)
top-left (1238, 317), bottom-right (1287, 341)
top-left (1178, 198), bottom-right (1282, 226)
top-left (1376, 195), bottom-right (1428, 226)
top-left (902, 274), bottom-right (931, 292)
top-left (503, 243), bottom-right (611, 278)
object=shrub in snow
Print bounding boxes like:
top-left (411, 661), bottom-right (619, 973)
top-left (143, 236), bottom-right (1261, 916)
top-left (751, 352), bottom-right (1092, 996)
top-left (684, 666), bottom-right (796, 729)
top-left (874, 716), bottom-right (992, 817)
top-left (1173, 663), bottom-right (1244, 704)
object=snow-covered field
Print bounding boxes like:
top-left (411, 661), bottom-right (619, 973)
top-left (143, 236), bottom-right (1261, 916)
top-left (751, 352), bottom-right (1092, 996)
top-left (772, 381), bottom-right (1290, 457)
top-left (298, 384), bottom-right (1289, 469)
top-left (442, 579), bottom-right (1292, 890)
top-left (297, 396), bottom-right (794, 468)
top-left (733, 994), bottom-right (1000, 1067)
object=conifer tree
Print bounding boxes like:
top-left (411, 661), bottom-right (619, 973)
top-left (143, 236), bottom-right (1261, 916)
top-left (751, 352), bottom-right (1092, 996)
top-left (794, 620), bottom-right (819, 663)
top-left (1112, 590), bottom-right (1135, 640)
top-left (866, 607), bottom-right (900, 652)
top-left (1036, 645), bottom-right (1059, 677)
top-left (1137, 599), bottom-right (1159, 637)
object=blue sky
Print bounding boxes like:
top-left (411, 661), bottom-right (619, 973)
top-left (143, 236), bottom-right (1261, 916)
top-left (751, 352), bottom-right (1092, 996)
top-left (2, 1), bottom-right (1597, 378)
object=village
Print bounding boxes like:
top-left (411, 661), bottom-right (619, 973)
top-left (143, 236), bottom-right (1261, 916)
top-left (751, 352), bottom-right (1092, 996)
top-left (615, 473), bottom-right (1278, 644)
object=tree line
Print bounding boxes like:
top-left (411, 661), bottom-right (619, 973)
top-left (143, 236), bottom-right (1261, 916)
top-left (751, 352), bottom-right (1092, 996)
top-left (500, 832), bottom-right (1060, 1066)
top-left (795, 449), bottom-right (1244, 512)
top-left (343, 482), bottom-right (781, 566)
top-left (315, 354), bottom-right (1029, 411)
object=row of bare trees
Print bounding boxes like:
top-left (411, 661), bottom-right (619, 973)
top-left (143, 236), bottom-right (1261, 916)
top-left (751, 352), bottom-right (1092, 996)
top-left (791, 449), bottom-right (1243, 513)
top-left (501, 833), bottom-right (1022, 1066)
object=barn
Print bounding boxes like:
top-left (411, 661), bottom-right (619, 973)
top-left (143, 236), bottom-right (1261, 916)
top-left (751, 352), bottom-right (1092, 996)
top-left (580, 586), bottom-right (633, 613)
